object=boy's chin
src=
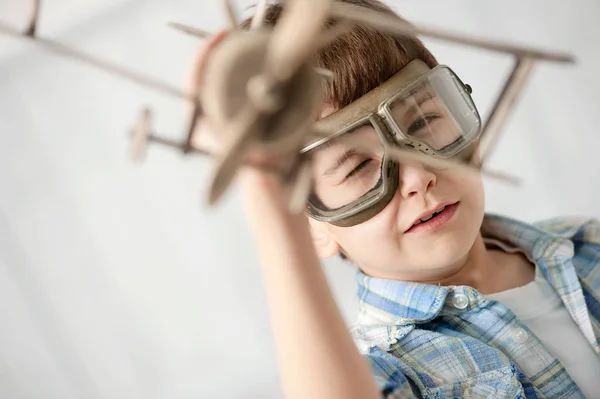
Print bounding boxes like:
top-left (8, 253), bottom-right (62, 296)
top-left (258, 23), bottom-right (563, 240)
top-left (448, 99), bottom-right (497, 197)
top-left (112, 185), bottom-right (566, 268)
top-left (400, 231), bottom-right (477, 270)
top-left (410, 222), bottom-right (474, 245)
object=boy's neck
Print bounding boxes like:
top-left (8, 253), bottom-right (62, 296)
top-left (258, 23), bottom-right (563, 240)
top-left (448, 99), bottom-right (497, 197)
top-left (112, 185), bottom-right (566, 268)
top-left (428, 234), bottom-right (535, 294)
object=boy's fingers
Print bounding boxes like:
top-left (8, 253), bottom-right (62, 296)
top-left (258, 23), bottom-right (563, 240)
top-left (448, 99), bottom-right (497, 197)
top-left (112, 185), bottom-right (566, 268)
top-left (186, 30), bottom-right (230, 95)
top-left (185, 30), bottom-right (231, 155)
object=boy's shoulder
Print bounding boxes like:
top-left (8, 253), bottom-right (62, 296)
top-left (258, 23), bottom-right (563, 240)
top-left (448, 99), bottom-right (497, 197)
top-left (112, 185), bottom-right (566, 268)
top-left (483, 213), bottom-right (600, 263)
top-left (533, 215), bottom-right (600, 245)
top-left (485, 212), bottom-right (600, 244)
top-left (484, 213), bottom-right (599, 239)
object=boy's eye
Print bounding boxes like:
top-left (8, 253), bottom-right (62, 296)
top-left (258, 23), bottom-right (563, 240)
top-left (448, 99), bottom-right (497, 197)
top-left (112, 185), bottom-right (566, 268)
top-left (407, 114), bottom-right (440, 136)
top-left (344, 159), bottom-right (372, 181)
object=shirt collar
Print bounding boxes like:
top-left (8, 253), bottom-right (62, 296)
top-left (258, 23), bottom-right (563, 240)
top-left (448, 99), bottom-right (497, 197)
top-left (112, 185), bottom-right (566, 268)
top-left (356, 213), bottom-right (574, 325)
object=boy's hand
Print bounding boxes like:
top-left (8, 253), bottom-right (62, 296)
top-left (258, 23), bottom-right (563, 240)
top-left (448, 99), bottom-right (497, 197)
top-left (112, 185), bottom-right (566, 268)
top-left (184, 30), bottom-right (313, 205)
top-left (181, 24), bottom-right (381, 399)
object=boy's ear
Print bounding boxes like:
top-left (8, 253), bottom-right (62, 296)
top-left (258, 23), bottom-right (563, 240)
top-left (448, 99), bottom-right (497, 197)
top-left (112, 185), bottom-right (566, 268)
top-left (307, 218), bottom-right (340, 258)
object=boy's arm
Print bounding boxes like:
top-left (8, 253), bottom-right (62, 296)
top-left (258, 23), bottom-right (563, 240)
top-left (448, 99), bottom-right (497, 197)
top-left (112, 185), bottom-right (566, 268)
top-left (239, 169), bottom-right (382, 399)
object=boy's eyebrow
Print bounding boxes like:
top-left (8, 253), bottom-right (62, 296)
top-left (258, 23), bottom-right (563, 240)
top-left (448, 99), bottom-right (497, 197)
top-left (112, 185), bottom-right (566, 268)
top-left (323, 150), bottom-right (358, 176)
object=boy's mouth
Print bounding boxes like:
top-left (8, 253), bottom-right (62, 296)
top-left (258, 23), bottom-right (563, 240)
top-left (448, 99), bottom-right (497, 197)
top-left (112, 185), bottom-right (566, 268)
top-left (405, 202), bottom-right (458, 233)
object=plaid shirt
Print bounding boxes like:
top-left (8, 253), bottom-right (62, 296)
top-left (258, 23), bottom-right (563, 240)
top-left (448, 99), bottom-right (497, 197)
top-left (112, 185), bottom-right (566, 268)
top-left (351, 214), bottom-right (600, 398)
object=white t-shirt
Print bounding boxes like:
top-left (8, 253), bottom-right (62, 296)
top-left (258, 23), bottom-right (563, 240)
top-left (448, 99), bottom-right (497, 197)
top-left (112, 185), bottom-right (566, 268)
top-left (487, 264), bottom-right (600, 398)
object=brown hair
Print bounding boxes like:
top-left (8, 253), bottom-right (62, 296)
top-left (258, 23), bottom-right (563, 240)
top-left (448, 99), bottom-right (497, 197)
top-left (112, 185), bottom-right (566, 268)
top-left (241, 0), bottom-right (438, 109)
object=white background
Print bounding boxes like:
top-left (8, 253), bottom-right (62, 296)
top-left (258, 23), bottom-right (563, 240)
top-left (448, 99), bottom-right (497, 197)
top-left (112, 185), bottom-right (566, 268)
top-left (0, 0), bottom-right (598, 398)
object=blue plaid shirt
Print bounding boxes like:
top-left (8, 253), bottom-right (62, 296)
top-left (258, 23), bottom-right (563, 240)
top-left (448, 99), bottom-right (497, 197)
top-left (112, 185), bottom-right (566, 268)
top-left (351, 214), bottom-right (600, 398)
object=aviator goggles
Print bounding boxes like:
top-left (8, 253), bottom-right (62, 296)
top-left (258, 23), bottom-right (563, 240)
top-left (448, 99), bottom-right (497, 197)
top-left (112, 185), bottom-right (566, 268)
top-left (301, 59), bottom-right (482, 227)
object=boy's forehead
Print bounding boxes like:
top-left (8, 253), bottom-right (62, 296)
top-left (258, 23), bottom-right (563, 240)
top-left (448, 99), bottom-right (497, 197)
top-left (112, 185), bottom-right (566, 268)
top-left (310, 60), bottom-right (431, 140)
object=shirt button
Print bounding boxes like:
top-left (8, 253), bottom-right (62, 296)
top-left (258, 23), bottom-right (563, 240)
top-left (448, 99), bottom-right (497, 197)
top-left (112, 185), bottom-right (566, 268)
top-left (452, 293), bottom-right (469, 309)
top-left (512, 328), bottom-right (529, 344)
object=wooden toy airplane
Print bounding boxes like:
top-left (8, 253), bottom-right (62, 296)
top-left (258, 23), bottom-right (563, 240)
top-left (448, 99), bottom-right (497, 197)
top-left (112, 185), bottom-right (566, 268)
top-left (0, 0), bottom-right (575, 213)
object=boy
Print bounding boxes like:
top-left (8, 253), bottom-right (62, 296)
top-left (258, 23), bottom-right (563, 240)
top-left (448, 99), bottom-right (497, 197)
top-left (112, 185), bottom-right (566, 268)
top-left (193, 0), bottom-right (600, 397)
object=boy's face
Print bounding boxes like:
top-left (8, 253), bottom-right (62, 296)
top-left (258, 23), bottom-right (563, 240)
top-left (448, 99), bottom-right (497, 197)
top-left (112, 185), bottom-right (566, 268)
top-left (309, 103), bottom-right (486, 281)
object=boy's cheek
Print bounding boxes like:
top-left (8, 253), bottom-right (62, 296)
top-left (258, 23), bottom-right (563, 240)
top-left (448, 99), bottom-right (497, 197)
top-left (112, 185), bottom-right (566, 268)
top-left (328, 203), bottom-right (399, 245)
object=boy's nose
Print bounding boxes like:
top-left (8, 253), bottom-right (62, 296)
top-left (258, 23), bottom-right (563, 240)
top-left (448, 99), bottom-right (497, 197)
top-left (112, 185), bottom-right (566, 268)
top-left (397, 161), bottom-right (436, 198)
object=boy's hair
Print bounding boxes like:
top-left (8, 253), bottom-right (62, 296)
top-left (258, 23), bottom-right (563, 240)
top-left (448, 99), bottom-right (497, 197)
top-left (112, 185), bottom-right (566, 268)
top-left (240, 0), bottom-right (438, 109)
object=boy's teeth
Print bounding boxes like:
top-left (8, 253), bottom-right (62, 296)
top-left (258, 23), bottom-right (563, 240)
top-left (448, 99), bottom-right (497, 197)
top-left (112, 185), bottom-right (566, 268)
top-left (413, 206), bottom-right (447, 226)
top-left (420, 214), bottom-right (434, 222)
